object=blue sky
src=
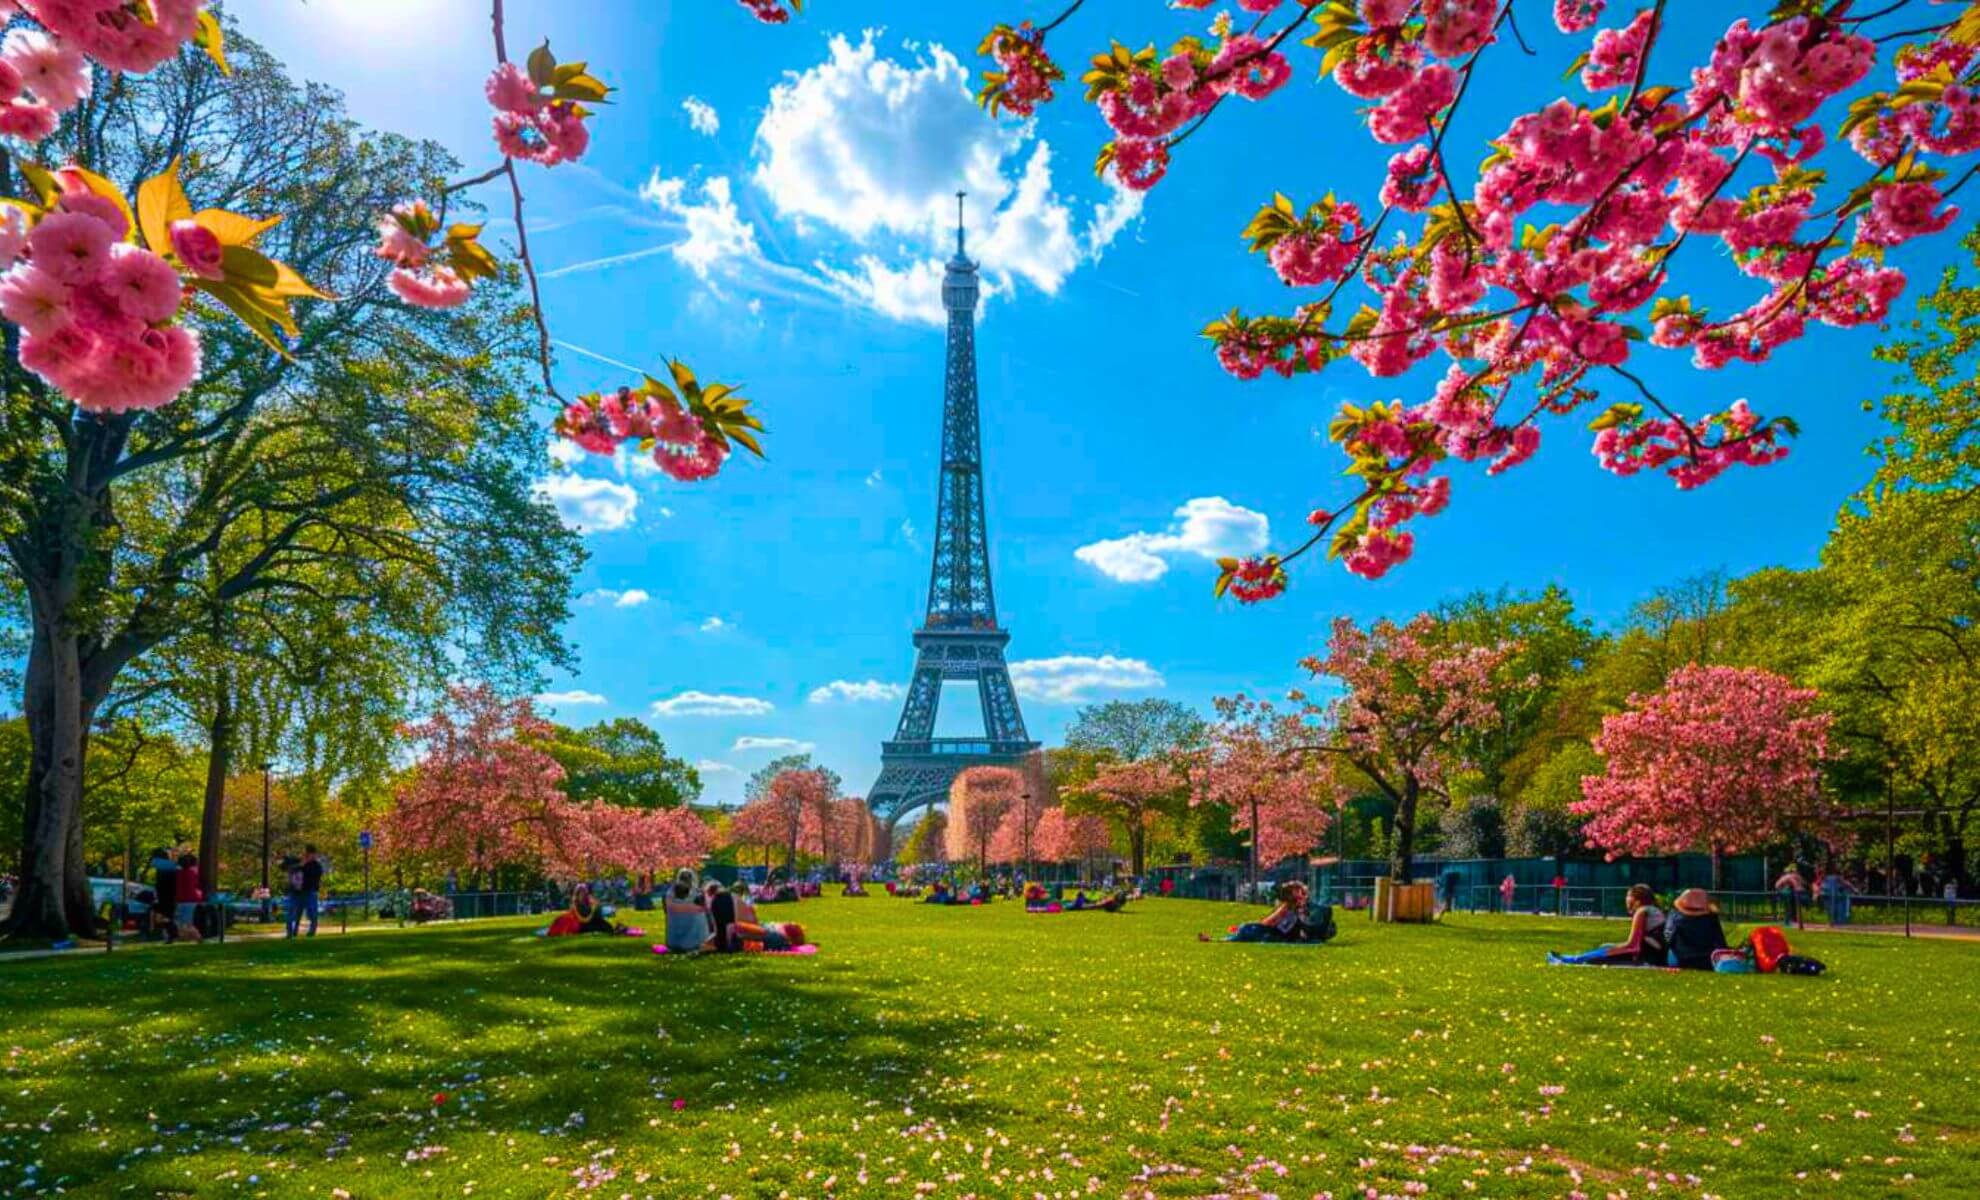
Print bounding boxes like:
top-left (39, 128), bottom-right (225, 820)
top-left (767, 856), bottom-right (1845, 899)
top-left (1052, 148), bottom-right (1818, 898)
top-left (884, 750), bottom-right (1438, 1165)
top-left (233, 1), bottom-right (1963, 805)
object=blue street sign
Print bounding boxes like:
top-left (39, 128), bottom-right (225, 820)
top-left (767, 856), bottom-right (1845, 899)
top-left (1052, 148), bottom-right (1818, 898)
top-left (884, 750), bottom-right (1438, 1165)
top-left (358, 830), bottom-right (373, 850)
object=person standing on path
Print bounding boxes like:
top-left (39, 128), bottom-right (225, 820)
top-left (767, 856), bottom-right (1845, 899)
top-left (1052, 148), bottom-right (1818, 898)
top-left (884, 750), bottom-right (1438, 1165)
top-left (1499, 874), bottom-right (1516, 913)
top-left (174, 852), bottom-right (204, 943)
top-left (149, 848), bottom-right (179, 942)
top-left (1774, 865), bottom-right (1808, 929)
top-left (286, 845), bottom-right (325, 937)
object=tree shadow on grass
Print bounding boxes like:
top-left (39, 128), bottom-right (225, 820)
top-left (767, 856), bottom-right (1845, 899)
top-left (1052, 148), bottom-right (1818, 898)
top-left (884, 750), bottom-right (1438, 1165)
top-left (0, 919), bottom-right (1039, 1189)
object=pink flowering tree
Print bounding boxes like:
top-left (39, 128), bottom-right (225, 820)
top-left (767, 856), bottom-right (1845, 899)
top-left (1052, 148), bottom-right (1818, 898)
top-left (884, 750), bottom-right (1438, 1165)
top-left (760, 766), bottom-right (833, 874)
top-left (1032, 806), bottom-right (1115, 879)
top-left (1575, 663), bottom-right (1835, 887)
top-left (549, 802), bottom-right (714, 881)
top-left (1197, 694), bottom-right (1337, 881)
top-left (385, 685), bottom-right (573, 887)
top-left (1073, 759), bottom-right (1184, 877)
top-left (947, 765), bottom-right (1021, 874)
top-left (1295, 615), bottom-right (1526, 881)
top-left (823, 795), bottom-right (877, 873)
top-left (986, 782), bottom-right (1050, 869)
top-left (957, 1), bottom-right (1980, 602)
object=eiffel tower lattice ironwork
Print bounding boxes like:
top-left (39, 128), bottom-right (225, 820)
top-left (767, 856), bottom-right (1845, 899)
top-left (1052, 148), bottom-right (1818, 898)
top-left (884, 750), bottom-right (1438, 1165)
top-left (867, 193), bottom-right (1037, 836)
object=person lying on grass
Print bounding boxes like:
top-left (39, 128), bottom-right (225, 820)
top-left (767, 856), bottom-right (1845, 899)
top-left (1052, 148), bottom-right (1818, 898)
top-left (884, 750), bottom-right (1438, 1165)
top-left (1202, 881), bottom-right (1328, 943)
top-left (731, 920), bottom-right (810, 952)
top-left (1548, 884), bottom-right (1667, 966)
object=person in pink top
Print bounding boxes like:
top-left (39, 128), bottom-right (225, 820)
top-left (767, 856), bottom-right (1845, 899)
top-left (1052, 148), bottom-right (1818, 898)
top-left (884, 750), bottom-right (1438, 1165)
top-left (1499, 874), bottom-right (1516, 912)
top-left (175, 851), bottom-right (204, 943)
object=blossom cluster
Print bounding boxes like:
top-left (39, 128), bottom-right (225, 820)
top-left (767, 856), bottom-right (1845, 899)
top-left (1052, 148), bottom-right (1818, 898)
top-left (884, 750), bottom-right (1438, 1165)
top-left (1084, 30), bottom-right (1293, 191)
top-left (736, 0), bottom-right (801, 23)
top-left (552, 360), bottom-right (765, 484)
top-left (484, 44), bottom-right (608, 168)
top-left (6, 0), bottom-right (218, 86)
top-left (1189, 3), bottom-right (1980, 595)
top-left (3, 159), bottom-right (316, 413)
top-left (372, 200), bottom-right (499, 310)
top-left (0, 172), bottom-right (199, 411)
top-left (976, 22), bottom-right (1063, 118)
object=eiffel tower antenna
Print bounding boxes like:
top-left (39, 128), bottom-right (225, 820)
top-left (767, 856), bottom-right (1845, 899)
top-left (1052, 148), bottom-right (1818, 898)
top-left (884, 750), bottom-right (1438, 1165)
top-left (867, 184), bottom-right (1036, 844)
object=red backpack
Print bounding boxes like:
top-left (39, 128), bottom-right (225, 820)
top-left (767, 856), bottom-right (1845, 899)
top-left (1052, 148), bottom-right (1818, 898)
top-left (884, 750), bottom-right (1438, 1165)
top-left (1749, 925), bottom-right (1792, 973)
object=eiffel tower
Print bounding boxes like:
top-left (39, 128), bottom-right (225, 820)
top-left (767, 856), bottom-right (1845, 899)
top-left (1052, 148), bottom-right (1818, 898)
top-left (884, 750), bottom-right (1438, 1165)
top-left (867, 193), bottom-right (1037, 840)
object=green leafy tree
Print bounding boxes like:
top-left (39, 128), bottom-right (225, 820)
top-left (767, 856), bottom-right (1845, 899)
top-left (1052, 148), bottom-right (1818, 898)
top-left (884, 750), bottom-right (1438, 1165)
top-left (542, 719), bottom-right (700, 810)
top-left (1063, 698), bottom-right (1205, 763)
top-left (1, 36), bottom-right (579, 939)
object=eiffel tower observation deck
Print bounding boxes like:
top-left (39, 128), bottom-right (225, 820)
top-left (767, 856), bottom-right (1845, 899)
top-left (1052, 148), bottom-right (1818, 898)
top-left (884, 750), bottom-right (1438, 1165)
top-left (867, 194), bottom-right (1037, 836)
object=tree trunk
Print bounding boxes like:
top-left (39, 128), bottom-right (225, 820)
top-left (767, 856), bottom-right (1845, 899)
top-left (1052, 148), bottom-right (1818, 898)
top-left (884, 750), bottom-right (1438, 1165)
top-left (5, 622), bottom-right (96, 939)
top-left (1129, 825), bottom-right (1146, 877)
top-left (198, 681), bottom-right (233, 891)
top-left (1710, 843), bottom-right (1725, 891)
top-left (1388, 775), bottom-right (1420, 882)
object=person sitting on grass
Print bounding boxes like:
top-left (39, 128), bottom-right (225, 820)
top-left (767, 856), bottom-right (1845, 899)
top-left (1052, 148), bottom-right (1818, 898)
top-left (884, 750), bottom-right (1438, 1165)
top-left (1547, 884), bottom-right (1666, 966)
top-left (1203, 881), bottom-right (1324, 942)
top-left (567, 883), bottom-right (616, 934)
top-left (1664, 888), bottom-right (1731, 970)
top-left (662, 868), bottom-right (709, 952)
top-left (703, 881), bottom-right (738, 952)
top-left (925, 880), bottom-right (953, 905)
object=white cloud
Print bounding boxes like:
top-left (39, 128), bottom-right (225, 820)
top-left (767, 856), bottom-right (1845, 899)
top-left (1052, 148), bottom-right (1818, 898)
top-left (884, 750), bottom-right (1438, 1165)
top-left (865, 469), bottom-right (883, 488)
top-left (579, 587), bottom-right (650, 608)
top-left (1074, 497), bottom-right (1271, 583)
top-left (732, 736), bottom-right (815, 754)
top-left (696, 759), bottom-right (740, 775)
top-left (700, 616), bottom-right (730, 633)
top-left (651, 691), bottom-right (775, 718)
top-left (808, 679), bottom-right (906, 704)
top-left (682, 95), bottom-right (720, 136)
top-left (547, 437), bottom-right (585, 468)
top-left (754, 33), bottom-right (1018, 240)
top-left (618, 32), bottom-right (1144, 326)
top-left (658, 506), bottom-right (675, 519)
top-left (1008, 655), bottom-right (1166, 704)
top-left (637, 173), bottom-right (760, 279)
top-left (534, 474), bottom-right (639, 534)
top-left (900, 518), bottom-right (919, 545)
top-left (536, 690), bottom-right (607, 707)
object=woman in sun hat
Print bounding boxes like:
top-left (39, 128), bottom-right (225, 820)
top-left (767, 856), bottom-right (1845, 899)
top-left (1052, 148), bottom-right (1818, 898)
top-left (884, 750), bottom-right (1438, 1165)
top-left (1664, 888), bottom-right (1730, 970)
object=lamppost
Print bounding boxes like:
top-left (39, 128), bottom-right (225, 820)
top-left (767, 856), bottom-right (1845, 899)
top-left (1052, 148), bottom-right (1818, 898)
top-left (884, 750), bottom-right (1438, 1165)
top-left (1885, 758), bottom-right (1898, 894)
top-left (1020, 790), bottom-right (1032, 883)
top-left (259, 762), bottom-right (272, 922)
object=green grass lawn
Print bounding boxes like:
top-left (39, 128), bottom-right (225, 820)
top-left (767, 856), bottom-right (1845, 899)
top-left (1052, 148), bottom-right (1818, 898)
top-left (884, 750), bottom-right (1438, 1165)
top-left (2, 898), bottom-right (1976, 1199)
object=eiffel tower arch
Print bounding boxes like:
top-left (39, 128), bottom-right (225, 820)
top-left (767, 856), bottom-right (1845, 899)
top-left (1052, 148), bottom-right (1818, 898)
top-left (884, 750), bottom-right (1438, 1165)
top-left (868, 194), bottom-right (1038, 845)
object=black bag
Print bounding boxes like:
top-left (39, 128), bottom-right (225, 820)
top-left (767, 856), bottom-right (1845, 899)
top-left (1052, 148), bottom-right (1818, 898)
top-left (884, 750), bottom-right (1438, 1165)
top-left (1302, 902), bottom-right (1338, 943)
top-left (1776, 954), bottom-right (1827, 976)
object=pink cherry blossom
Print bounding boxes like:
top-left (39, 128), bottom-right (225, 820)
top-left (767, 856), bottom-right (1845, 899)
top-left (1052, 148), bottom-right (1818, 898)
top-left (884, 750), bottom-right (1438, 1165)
top-left (99, 243), bottom-right (185, 323)
top-left (27, 209), bottom-right (114, 286)
top-left (0, 265), bottom-right (70, 335)
top-left (483, 62), bottom-right (540, 115)
top-left (1, 27), bottom-right (90, 112)
top-left (388, 266), bottom-right (472, 309)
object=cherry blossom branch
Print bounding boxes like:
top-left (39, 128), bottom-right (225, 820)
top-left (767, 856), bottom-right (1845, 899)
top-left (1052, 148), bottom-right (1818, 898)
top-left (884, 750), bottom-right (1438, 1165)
top-left (487, 0), bottom-right (558, 401)
top-left (1164, 3), bottom-right (1322, 153)
top-left (1036, 0), bottom-right (1085, 36)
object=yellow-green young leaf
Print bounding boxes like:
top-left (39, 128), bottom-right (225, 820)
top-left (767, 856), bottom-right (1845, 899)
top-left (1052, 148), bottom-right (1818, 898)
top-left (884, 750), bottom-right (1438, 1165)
top-left (192, 208), bottom-right (282, 247)
top-left (220, 244), bottom-right (280, 289)
top-left (527, 41), bottom-right (558, 87)
top-left (727, 426), bottom-right (765, 459)
top-left (1215, 556), bottom-right (1240, 572)
top-left (61, 166), bottom-right (137, 243)
top-left (640, 375), bottom-right (680, 404)
top-left (189, 278), bottom-right (294, 357)
top-left (136, 158), bottom-right (195, 256)
top-left (1213, 569), bottom-right (1234, 600)
top-left (0, 197), bottom-right (40, 228)
top-left (701, 383), bottom-right (734, 407)
top-left (265, 258), bottom-right (333, 300)
top-left (666, 359), bottom-right (699, 395)
top-left (192, 9), bottom-right (229, 75)
top-left (551, 71), bottom-right (611, 104)
top-left (16, 160), bottom-right (59, 207)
